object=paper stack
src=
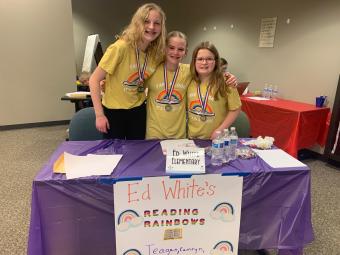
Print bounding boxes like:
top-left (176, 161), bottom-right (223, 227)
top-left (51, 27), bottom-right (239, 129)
top-left (53, 152), bottom-right (122, 179)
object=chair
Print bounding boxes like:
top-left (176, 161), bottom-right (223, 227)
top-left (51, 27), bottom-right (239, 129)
top-left (237, 82), bottom-right (250, 95)
top-left (68, 107), bottom-right (103, 141)
top-left (231, 111), bottom-right (251, 138)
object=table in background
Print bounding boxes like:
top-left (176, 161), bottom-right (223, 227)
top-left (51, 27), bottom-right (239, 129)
top-left (61, 95), bottom-right (93, 112)
top-left (241, 96), bottom-right (330, 158)
top-left (28, 140), bottom-right (314, 255)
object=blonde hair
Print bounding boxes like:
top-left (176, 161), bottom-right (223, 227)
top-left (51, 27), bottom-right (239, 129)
top-left (120, 3), bottom-right (166, 62)
top-left (79, 71), bottom-right (91, 85)
top-left (190, 41), bottom-right (228, 99)
top-left (166, 31), bottom-right (188, 47)
top-left (164, 31), bottom-right (188, 61)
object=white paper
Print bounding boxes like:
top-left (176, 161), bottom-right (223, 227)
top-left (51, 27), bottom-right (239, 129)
top-left (247, 96), bottom-right (270, 101)
top-left (66, 91), bottom-right (91, 97)
top-left (64, 152), bottom-right (122, 179)
top-left (87, 154), bottom-right (123, 174)
top-left (259, 17), bottom-right (277, 48)
top-left (165, 146), bottom-right (205, 174)
top-left (160, 139), bottom-right (196, 155)
top-left (252, 149), bottom-right (306, 168)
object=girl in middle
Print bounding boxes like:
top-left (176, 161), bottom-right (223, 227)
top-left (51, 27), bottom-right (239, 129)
top-left (145, 31), bottom-right (191, 139)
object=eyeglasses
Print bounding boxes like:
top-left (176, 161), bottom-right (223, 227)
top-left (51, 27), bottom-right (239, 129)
top-left (195, 57), bottom-right (215, 63)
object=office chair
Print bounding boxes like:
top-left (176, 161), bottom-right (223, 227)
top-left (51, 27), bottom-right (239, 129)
top-left (231, 111), bottom-right (251, 138)
top-left (68, 107), bottom-right (103, 141)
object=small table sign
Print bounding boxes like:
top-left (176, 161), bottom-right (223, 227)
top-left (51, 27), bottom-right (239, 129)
top-left (165, 146), bottom-right (205, 174)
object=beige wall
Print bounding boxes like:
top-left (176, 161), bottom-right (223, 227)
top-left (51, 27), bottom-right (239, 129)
top-left (0, 0), bottom-right (76, 126)
top-left (73, 0), bottom-right (340, 108)
top-left (1, 0), bottom-right (339, 126)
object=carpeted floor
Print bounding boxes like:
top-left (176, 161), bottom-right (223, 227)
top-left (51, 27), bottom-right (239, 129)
top-left (0, 125), bottom-right (339, 255)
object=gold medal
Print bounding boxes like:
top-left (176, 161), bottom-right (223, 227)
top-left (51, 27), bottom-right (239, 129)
top-left (162, 64), bottom-right (180, 107)
top-left (200, 115), bottom-right (207, 122)
top-left (135, 47), bottom-right (148, 93)
top-left (165, 104), bottom-right (172, 112)
top-left (197, 83), bottom-right (210, 123)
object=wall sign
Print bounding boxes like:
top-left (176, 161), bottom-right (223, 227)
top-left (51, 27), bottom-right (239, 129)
top-left (259, 17), bottom-right (277, 48)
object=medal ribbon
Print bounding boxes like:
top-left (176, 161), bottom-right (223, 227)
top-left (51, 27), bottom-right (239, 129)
top-left (135, 47), bottom-right (148, 84)
top-left (163, 64), bottom-right (180, 101)
top-left (197, 83), bottom-right (210, 114)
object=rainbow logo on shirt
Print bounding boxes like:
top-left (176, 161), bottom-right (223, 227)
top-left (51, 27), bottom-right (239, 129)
top-left (122, 249), bottom-right (142, 255)
top-left (188, 99), bottom-right (215, 117)
top-left (123, 71), bottom-right (151, 88)
top-left (211, 241), bottom-right (234, 255)
top-left (155, 89), bottom-right (183, 105)
top-left (210, 202), bottom-right (235, 222)
top-left (116, 209), bottom-right (143, 232)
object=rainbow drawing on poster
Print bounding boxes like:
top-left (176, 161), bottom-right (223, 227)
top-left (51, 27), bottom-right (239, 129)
top-left (116, 209), bottom-right (143, 232)
top-left (210, 202), bottom-right (235, 222)
top-left (123, 71), bottom-right (150, 88)
top-left (210, 241), bottom-right (234, 255)
top-left (122, 248), bottom-right (142, 255)
top-left (188, 100), bottom-right (215, 117)
top-left (155, 89), bottom-right (182, 105)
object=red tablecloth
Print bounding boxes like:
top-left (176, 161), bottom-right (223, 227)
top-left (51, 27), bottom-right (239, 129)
top-left (241, 96), bottom-right (330, 158)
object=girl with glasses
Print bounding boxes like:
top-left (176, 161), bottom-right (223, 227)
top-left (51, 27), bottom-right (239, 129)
top-left (187, 41), bottom-right (241, 140)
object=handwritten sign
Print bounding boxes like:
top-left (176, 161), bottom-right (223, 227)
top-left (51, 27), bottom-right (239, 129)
top-left (166, 146), bottom-right (205, 174)
top-left (258, 17), bottom-right (277, 48)
top-left (114, 174), bottom-right (243, 255)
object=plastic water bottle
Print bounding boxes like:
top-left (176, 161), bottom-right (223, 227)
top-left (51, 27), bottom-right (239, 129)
top-left (267, 84), bottom-right (273, 99)
top-left (272, 85), bottom-right (278, 100)
top-left (211, 131), bottom-right (225, 166)
top-left (229, 127), bottom-right (238, 160)
top-left (263, 84), bottom-right (268, 98)
top-left (222, 128), bottom-right (230, 163)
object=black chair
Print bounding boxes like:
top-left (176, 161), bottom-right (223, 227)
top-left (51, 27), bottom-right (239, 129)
top-left (68, 107), bottom-right (103, 141)
top-left (231, 111), bottom-right (251, 138)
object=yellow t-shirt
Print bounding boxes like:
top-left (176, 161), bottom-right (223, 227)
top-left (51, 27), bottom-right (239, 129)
top-left (99, 39), bottom-right (159, 109)
top-left (146, 63), bottom-right (192, 139)
top-left (187, 82), bottom-right (241, 139)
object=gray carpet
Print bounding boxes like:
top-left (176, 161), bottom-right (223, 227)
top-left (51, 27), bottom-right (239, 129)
top-left (0, 125), bottom-right (339, 255)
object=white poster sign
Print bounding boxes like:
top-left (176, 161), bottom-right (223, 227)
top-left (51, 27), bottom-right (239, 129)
top-left (114, 174), bottom-right (243, 255)
top-left (258, 17), bottom-right (277, 48)
top-left (82, 34), bottom-right (100, 72)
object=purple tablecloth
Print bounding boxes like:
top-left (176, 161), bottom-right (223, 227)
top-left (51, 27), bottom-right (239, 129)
top-left (28, 139), bottom-right (314, 255)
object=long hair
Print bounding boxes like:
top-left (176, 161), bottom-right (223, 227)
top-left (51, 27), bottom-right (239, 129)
top-left (190, 41), bottom-right (228, 99)
top-left (120, 3), bottom-right (166, 62)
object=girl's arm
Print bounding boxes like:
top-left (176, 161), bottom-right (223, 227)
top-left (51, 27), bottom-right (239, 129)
top-left (210, 108), bottom-right (241, 140)
top-left (89, 67), bottom-right (109, 133)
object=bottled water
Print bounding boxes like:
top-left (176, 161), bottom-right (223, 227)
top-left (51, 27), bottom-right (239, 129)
top-left (229, 127), bottom-right (238, 160)
top-left (222, 128), bottom-right (230, 163)
top-left (211, 131), bottom-right (225, 166)
top-left (272, 85), bottom-right (278, 100)
top-left (262, 84), bottom-right (268, 98)
top-left (267, 84), bottom-right (273, 99)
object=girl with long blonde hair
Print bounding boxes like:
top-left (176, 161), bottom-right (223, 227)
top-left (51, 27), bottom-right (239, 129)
top-left (90, 3), bottom-right (167, 139)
